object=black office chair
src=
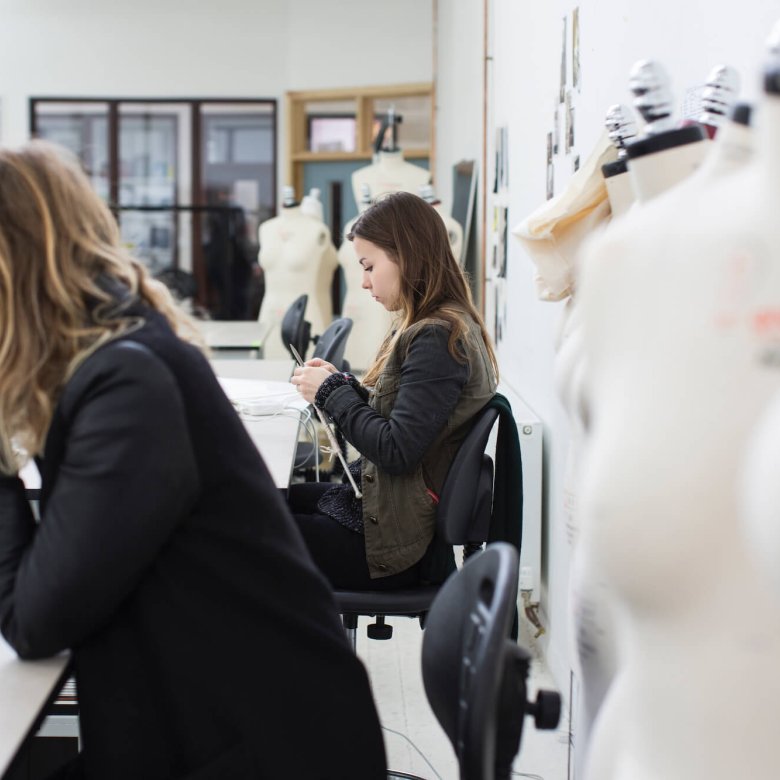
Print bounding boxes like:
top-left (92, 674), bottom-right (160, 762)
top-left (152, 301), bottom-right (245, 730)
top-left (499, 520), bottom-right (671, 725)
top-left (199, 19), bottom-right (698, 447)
top-left (310, 316), bottom-right (353, 371)
top-left (336, 405), bottom-right (503, 648)
top-left (281, 294), bottom-right (311, 361)
top-left (407, 543), bottom-right (561, 780)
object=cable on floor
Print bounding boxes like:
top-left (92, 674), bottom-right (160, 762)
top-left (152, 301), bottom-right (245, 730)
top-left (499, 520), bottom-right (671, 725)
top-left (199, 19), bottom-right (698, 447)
top-left (381, 725), bottom-right (443, 780)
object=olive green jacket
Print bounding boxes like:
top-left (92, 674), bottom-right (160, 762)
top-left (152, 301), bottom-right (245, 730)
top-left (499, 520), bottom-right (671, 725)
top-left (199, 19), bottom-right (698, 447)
top-left (323, 314), bottom-right (496, 578)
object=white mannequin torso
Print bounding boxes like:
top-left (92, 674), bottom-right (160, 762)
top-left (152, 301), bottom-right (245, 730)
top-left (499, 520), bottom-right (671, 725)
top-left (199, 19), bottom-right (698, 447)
top-left (558, 168), bottom-right (634, 775)
top-left (338, 216), bottom-right (395, 373)
top-left (577, 102), bottom-right (780, 780)
top-left (351, 151), bottom-right (430, 207)
top-left (258, 207), bottom-right (338, 359)
top-left (432, 202), bottom-right (464, 261)
top-left (627, 134), bottom-right (710, 203)
top-left (603, 170), bottom-right (634, 219)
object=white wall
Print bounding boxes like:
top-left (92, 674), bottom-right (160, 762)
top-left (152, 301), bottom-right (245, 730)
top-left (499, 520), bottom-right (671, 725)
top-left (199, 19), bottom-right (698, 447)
top-left (488, 0), bottom-right (780, 697)
top-left (434, 0), bottom-right (484, 212)
top-left (0, 0), bottom-right (433, 190)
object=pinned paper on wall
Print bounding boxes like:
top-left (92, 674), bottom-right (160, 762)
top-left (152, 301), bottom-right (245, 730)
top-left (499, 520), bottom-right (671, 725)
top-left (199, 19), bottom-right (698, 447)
top-left (572, 7), bottom-right (581, 90)
top-left (546, 133), bottom-right (555, 200)
top-left (559, 16), bottom-right (568, 104)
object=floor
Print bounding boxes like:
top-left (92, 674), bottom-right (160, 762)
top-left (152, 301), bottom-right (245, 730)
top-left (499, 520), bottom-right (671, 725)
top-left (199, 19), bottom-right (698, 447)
top-left (356, 616), bottom-right (571, 780)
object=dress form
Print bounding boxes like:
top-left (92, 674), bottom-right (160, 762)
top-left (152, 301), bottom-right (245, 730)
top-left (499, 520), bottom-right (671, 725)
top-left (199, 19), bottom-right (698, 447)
top-left (601, 105), bottom-right (638, 220)
top-left (338, 184), bottom-right (394, 372)
top-left (420, 183), bottom-right (464, 261)
top-left (623, 61), bottom-right (709, 204)
top-left (562, 104), bottom-right (637, 775)
top-left (351, 150), bottom-right (430, 208)
top-left (578, 61), bottom-right (780, 780)
top-left (300, 187), bottom-right (324, 221)
top-left (258, 197), bottom-right (338, 359)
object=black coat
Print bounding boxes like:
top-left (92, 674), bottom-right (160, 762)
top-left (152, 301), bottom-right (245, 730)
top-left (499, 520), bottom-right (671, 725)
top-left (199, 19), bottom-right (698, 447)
top-left (0, 305), bottom-right (385, 779)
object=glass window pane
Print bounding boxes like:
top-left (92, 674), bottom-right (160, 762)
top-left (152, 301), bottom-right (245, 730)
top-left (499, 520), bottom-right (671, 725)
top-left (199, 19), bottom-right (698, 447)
top-left (118, 103), bottom-right (189, 279)
top-left (304, 99), bottom-right (357, 153)
top-left (373, 96), bottom-right (431, 152)
top-left (200, 102), bottom-right (275, 320)
top-left (33, 101), bottom-right (110, 199)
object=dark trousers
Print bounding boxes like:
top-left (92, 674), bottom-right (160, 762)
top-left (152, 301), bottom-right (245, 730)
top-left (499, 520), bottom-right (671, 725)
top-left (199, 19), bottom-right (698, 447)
top-left (289, 482), bottom-right (421, 591)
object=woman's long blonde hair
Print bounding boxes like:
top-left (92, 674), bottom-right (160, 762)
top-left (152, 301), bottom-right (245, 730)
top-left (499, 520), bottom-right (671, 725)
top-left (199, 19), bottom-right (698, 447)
top-left (348, 191), bottom-right (498, 387)
top-left (0, 140), bottom-right (203, 474)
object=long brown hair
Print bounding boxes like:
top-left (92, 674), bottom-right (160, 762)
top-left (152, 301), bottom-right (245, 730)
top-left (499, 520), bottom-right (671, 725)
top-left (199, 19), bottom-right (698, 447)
top-left (0, 140), bottom-right (203, 474)
top-left (348, 191), bottom-right (498, 387)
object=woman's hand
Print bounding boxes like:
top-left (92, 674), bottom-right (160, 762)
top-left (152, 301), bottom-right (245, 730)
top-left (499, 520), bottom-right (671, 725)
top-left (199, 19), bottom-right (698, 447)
top-left (291, 365), bottom-right (333, 404)
top-left (305, 358), bottom-right (337, 373)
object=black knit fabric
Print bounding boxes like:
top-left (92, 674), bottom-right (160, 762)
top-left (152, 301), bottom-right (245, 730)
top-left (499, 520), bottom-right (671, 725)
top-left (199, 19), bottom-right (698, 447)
top-left (314, 371), bottom-right (364, 409)
top-left (316, 458), bottom-right (364, 533)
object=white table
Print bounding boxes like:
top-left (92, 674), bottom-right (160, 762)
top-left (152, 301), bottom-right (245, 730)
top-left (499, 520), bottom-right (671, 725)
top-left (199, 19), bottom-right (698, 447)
top-left (214, 366), bottom-right (307, 490)
top-left (196, 320), bottom-right (271, 355)
top-left (2, 359), bottom-right (306, 773)
top-left (0, 643), bottom-right (70, 776)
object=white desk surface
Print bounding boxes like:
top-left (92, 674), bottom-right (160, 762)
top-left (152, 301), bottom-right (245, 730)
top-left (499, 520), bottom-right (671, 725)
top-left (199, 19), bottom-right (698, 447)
top-left (3, 359), bottom-right (304, 770)
top-left (210, 358), bottom-right (294, 383)
top-left (196, 320), bottom-right (271, 350)
top-left (0, 642), bottom-right (70, 776)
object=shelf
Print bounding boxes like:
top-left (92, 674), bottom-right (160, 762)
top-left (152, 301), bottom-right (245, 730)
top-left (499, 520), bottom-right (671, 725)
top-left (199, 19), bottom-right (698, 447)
top-left (291, 148), bottom-right (431, 163)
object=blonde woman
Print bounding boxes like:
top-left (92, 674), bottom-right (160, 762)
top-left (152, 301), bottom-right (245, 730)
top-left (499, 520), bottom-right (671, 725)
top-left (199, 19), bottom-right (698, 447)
top-left (291, 192), bottom-right (499, 590)
top-left (0, 141), bottom-right (385, 780)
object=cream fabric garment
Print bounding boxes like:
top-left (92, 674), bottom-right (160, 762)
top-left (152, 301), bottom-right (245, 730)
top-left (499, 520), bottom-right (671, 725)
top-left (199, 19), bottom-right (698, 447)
top-left (513, 132), bottom-right (618, 301)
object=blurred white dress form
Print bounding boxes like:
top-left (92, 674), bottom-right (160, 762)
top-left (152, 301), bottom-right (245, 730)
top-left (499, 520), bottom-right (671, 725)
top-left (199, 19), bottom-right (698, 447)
top-left (338, 184), bottom-right (394, 373)
top-left (571, 69), bottom-right (744, 774)
top-left (578, 60), bottom-right (780, 780)
top-left (351, 149), bottom-right (430, 207)
top-left (258, 187), bottom-right (337, 359)
top-left (420, 183), bottom-right (464, 261)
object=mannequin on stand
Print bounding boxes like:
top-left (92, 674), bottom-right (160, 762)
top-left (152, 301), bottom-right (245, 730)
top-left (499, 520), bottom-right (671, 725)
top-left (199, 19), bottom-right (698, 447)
top-left (300, 187), bottom-right (324, 221)
top-left (578, 50), bottom-right (780, 780)
top-left (572, 70), bottom-right (745, 772)
top-left (600, 104), bottom-right (638, 219)
top-left (351, 150), bottom-right (430, 207)
top-left (338, 184), bottom-right (395, 373)
top-left (258, 185), bottom-right (338, 359)
top-left (555, 103), bottom-right (640, 777)
top-left (419, 183), bottom-right (464, 261)
top-left (623, 60), bottom-right (709, 204)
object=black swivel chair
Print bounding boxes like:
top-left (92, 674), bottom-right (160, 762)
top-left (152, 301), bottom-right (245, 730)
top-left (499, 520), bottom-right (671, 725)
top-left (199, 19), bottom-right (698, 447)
top-left (408, 543), bottom-right (561, 780)
top-left (310, 316), bottom-right (353, 371)
top-left (281, 294), bottom-right (311, 361)
top-left (335, 404), bottom-right (503, 648)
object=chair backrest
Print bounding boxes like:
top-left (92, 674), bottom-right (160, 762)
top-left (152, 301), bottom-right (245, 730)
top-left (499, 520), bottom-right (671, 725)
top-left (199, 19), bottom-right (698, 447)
top-left (312, 317), bottom-right (353, 370)
top-left (281, 294), bottom-right (311, 361)
top-left (422, 542), bottom-right (520, 780)
top-left (436, 406), bottom-right (499, 546)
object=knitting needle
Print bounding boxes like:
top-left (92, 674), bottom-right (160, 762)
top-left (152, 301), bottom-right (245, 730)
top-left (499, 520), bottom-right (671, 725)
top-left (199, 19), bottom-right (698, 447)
top-left (289, 345), bottom-right (363, 499)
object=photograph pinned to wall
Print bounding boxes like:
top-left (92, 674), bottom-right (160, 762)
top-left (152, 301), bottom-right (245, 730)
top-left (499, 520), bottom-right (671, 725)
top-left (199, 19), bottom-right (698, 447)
top-left (500, 206), bottom-right (509, 278)
top-left (572, 7), bottom-right (581, 91)
top-left (553, 101), bottom-right (560, 155)
top-left (493, 206), bottom-right (509, 279)
top-left (546, 132), bottom-right (554, 200)
top-left (493, 126), bottom-right (509, 193)
top-left (493, 279), bottom-right (507, 346)
top-left (564, 91), bottom-right (575, 154)
top-left (573, 154), bottom-right (581, 173)
top-left (502, 127), bottom-right (509, 189)
top-left (559, 15), bottom-right (568, 104)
